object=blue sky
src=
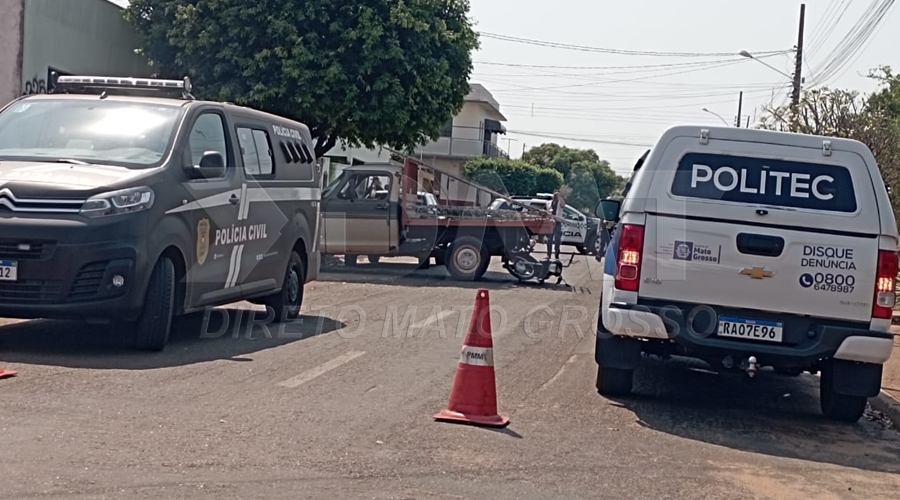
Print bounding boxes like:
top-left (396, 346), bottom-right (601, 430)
top-left (109, 1), bottom-right (898, 175)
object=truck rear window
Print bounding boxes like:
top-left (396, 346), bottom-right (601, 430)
top-left (670, 152), bottom-right (857, 213)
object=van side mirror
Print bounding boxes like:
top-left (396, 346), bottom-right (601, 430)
top-left (595, 198), bottom-right (621, 221)
top-left (190, 151), bottom-right (226, 179)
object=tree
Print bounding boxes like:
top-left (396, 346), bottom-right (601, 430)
top-left (758, 66), bottom-right (900, 227)
top-left (124, 0), bottom-right (479, 157)
top-left (463, 157), bottom-right (563, 196)
top-left (522, 143), bottom-right (626, 209)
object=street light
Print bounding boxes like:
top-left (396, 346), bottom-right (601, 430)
top-left (739, 50), bottom-right (793, 79)
top-left (701, 108), bottom-right (730, 126)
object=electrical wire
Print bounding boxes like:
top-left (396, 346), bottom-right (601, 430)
top-left (478, 32), bottom-right (792, 58)
top-left (808, 0), bottom-right (896, 86)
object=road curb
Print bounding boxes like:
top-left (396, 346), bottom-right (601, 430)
top-left (871, 390), bottom-right (900, 428)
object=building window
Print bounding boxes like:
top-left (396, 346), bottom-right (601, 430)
top-left (439, 118), bottom-right (454, 137)
top-left (237, 127), bottom-right (274, 176)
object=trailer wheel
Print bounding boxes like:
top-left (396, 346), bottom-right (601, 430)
top-left (447, 237), bottom-right (489, 281)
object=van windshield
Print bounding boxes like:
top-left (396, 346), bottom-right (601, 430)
top-left (0, 99), bottom-right (183, 168)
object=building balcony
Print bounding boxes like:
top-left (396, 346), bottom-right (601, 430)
top-left (414, 126), bottom-right (508, 160)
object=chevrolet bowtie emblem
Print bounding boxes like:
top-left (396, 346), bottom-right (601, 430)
top-left (740, 266), bottom-right (774, 279)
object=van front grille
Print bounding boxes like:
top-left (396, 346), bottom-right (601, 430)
top-left (0, 280), bottom-right (63, 304)
top-left (0, 239), bottom-right (55, 260)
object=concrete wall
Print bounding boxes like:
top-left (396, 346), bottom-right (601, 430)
top-left (0, 0), bottom-right (25, 105)
top-left (19, 0), bottom-right (150, 96)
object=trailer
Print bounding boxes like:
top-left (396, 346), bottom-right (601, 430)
top-left (318, 156), bottom-right (559, 281)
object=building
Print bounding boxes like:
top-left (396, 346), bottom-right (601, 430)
top-left (0, 0), bottom-right (151, 106)
top-left (325, 83), bottom-right (508, 182)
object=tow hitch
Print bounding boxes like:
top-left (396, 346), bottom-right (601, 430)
top-left (744, 356), bottom-right (759, 378)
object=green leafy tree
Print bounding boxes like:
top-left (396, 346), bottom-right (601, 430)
top-left (523, 143), bottom-right (626, 209)
top-left (124, 0), bottom-right (479, 157)
top-left (463, 157), bottom-right (563, 196)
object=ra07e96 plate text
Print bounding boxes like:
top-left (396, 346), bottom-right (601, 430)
top-left (717, 315), bottom-right (783, 343)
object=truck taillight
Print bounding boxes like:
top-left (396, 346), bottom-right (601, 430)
top-left (872, 249), bottom-right (898, 319)
top-left (615, 224), bottom-right (645, 292)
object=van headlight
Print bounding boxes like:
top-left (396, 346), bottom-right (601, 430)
top-left (80, 186), bottom-right (155, 218)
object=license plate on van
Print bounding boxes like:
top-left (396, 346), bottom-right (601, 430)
top-left (0, 260), bottom-right (17, 282)
top-left (717, 315), bottom-right (783, 343)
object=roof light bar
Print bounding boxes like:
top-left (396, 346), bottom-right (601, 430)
top-left (51, 74), bottom-right (194, 99)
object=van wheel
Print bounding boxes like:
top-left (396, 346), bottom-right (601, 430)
top-left (596, 365), bottom-right (633, 396)
top-left (820, 363), bottom-right (867, 422)
top-left (447, 237), bottom-right (488, 281)
top-left (367, 255), bottom-right (380, 264)
top-left (265, 251), bottom-right (305, 323)
top-left (133, 256), bottom-right (176, 352)
top-left (576, 245), bottom-right (587, 255)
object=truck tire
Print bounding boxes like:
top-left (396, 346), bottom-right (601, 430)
top-left (596, 365), bottom-right (634, 396)
top-left (367, 255), bottom-right (380, 264)
top-left (447, 237), bottom-right (489, 281)
top-left (344, 254), bottom-right (358, 267)
top-left (264, 251), bottom-right (305, 323)
top-left (820, 363), bottom-right (867, 422)
top-left (133, 256), bottom-right (176, 352)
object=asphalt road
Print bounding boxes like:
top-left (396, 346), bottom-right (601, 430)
top-left (1, 255), bottom-right (899, 500)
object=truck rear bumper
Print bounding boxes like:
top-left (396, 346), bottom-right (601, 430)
top-left (602, 300), bottom-right (893, 367)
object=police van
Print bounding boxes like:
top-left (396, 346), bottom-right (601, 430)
top-left (595, 125), bottom-right (897, 422)
top-left (0, 75), bottom-right (322, 351)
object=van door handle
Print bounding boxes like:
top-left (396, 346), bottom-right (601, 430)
top-left (375, 202), bottom-right (389, 210)
top-left (736, 233), bottom-right (785, 257)
top-left (229, 194), bottom-right (240, 206)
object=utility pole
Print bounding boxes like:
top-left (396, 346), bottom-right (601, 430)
top-left (790, 3), bottom-right (806, 132)
top-left (735, 91), bottom-right (743, 127)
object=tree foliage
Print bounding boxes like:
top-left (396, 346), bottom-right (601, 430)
top-left (758, 66), bottom-right (900, 222)
top-left (463, 157), bottom-right (563, 196)
top-left (124, 0), bottom-right (479, 157)
top-left (522, 143), bottom-right (626, 212)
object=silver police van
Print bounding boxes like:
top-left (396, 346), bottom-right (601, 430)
top-left (0, 75), bottom-right (322, 351)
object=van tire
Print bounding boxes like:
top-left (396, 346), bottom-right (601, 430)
top-left (367, 255), bottom-right (380, 264)
top-left (447, 237), bottom-right (489, 281)
top-left (596, 365), bottom-right (633, 396)
top-left (133, 256), bottom-right (176, 352)
top-left (820, 364), bottom-right (867, 422)
top-left (265, 251), bottom-right (305, 323)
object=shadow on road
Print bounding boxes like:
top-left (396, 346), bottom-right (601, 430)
top-left (606, 356), bottom-right (900, 475)
top-left (0, 307), bottom-right (344, 370)
top-left (321, 260), bottom-right (590, 294)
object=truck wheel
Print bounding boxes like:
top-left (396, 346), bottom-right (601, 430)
top-left (344, 254), bottom-right (358, 267)
top-left (265, 251), bottom-right (305, 323)
top-left (820, 363), bottom-right (867, 422)
top-left (447, 237), bottom-right (488, 281)
top-left (596, 365), bottom-right (633, 396)
top-left (133, 256), bottom-right (176, 352)
top-left (367, 255), bottom-right (380, 264)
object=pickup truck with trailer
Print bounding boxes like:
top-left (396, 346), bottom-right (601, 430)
top-left (319, 157), bottom-right (556, 281)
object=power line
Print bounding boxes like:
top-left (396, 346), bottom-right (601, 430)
top-left (808, 0), bottom-right (896, 86)
top-left (478, 32), bottom-right (792, 58)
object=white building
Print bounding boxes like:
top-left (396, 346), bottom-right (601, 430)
top-left (0, 0), bottom-right (151, 106)
top-left (325, 83), bottom-right (508, 181)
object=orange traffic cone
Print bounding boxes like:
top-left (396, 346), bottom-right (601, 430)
top-left (434, 288), bottom-right (509, 428)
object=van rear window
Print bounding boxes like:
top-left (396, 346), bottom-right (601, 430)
top-left (670, 153), bottom-right (857, 213)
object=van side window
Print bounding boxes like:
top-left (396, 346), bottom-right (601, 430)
top-left (188, 113), bottom-right (229, 169)
top-left (237, 127), bottom-right (274, 176)
top-left (278, 138), bottom-right (315, 180)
